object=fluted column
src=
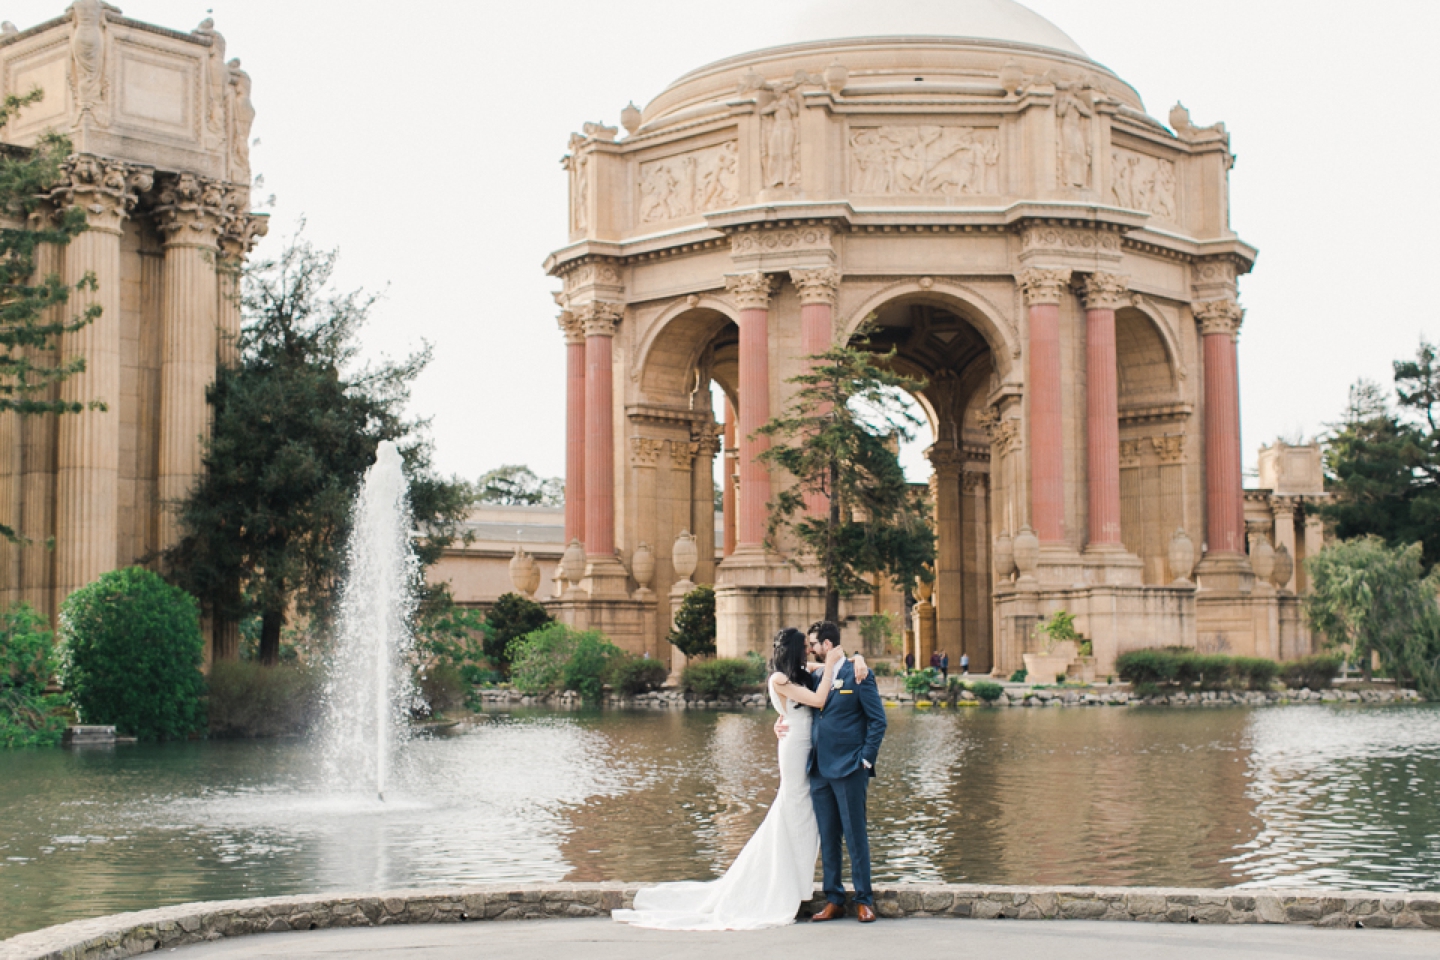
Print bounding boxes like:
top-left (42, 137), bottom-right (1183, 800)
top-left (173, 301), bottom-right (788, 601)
top-left (1019, 268), bottom-right (1071, 544)
top-left (722, 401), bottom-right (737, 557)
top-left (155, 174), bottom-right (227, 554)
top-left (1081, 272), bottom-right (1128, 547)
top-left (791, 267), bottom-right (839, 517)
top-left (21, 232), bottom-right (62, 617)
top-left (559, 308), bottom-right (587, 545)
top-left (1196, 299), bottom-right (1246, 556)
top-left (927, 445), bottom-right (964, 663)
top-left (52, 158), bottom-right (149, 606)
top-left (726, 272), bottom-right (774, 552)
top-left (691, 425), bottom-right (721, 585)
top-left (1271, 496), bottom-right (1298, 592)
top-left (216, 207), bottom-right (267, 366)
top-left (579, 302), bottom-right (622, 560)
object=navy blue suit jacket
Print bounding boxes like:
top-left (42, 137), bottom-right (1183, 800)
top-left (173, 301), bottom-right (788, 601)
top-left (808, 659), bottom-right (887, 779)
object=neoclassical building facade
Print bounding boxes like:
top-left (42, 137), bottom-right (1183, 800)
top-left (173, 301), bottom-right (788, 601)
top-left (0, 5), bottom-right (265, 657)
top-left (543, 1), bottom-right (1320, 675)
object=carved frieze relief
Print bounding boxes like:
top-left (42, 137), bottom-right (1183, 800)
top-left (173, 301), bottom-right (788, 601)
top-left (1120, 433), bottom-right (1186, 467)
top-left (729, 225), bottom-right (833, 258)
top-left (630, 437), bottom-right (663, 467)
top-left (849, 124), bottom-right (999, 196)
top-left (1055, 85), bottom-right (1094, 190)
top-left (637, 141), bottom-right (739, 223)
top-left (1112, 148), bottom-right (1177, 220)
top-left (1020, 226), bottom-right (1121, 257)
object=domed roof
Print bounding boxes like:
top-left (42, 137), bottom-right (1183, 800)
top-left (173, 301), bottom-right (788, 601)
top-left (774, 0), bottom-right (1087, 58)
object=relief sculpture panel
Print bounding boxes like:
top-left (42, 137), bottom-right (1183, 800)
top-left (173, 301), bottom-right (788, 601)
top-left (849, 125), bottom-right (999, 196)
top-left (1111, 148), bottom-right (1177, 220)
top-left (637, 141), bottom-right (739, 223)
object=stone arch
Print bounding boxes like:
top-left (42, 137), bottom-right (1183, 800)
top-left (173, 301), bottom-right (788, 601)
top-left (636, 296), bottom-right (740, 404)
top-left (1116, 300), bottom-right (1184, 405)
top-left (838, 278), bottom-right (1018, 381)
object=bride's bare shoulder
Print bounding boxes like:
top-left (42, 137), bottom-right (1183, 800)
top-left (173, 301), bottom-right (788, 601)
top-left (769, 671), bottom-right (789, 687)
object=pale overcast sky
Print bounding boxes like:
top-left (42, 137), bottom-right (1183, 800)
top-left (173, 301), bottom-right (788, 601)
top-left (7, 0), bottom-right (1438, 483)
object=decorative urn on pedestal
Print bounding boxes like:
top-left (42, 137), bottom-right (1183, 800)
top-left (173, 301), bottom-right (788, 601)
top-left (509, 546), bottom-right (537, 599)
top-left (1012, 526), bottom-right (1040, 588)
top-left (631, 542), bottom-right (656, 601)
top-left (993, 531), bottom-right (1016, 584)
top-left (1271, 543), bottom-right (1294, 593)
top-left (1169, 528), bottom-right (1196, 585)
top-left (560, 539), bottom-right (587, 599)
top-left (1250, 536), bottom-right (1276, 590)
top-left (672, 529), bottom-right (698, 590)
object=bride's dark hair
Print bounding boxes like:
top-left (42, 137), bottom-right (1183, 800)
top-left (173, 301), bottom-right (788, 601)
top-left (772, 627), bottom-right (810, 686)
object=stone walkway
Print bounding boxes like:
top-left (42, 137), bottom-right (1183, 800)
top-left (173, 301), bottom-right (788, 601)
top-left (167, 917), bottom-right (1434, 959)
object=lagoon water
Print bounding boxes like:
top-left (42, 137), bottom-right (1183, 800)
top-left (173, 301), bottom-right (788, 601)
top-left (3, 704), bottom-right (1439, 939)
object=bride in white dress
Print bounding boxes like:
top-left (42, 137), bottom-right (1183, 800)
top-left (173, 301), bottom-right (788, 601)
top-left (612, 628), bottom-right (853, 930)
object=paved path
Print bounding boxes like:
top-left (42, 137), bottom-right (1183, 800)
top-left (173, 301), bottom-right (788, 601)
top-left (168, 917), bottom-right (1434, 959)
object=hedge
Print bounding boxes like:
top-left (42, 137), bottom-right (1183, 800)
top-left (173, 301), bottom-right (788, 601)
top-left (1116, 649), bottom-right (1335, 692)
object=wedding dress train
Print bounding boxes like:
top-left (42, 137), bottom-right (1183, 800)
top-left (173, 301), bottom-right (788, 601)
top-left (611, 676), bottom-right (819, 930)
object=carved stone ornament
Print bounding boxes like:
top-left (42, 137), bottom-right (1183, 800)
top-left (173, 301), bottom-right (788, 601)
top-left (569, 148), bottom-right (589, 233)
top-left (1249, 535), bottom-right (1276, 585)
top-left (574, 300), bottom-right (624, 338)
top-left (630, 437), bottom-right (663, 467)
top-left (725, 272), bottom-right (774, 311)
top-left (227, 58), bottom-right (255, 181)
top-left (1017, 268), bottom-right (1072, 306)
top-left (70, 0), bottom-right (114, 126)
top-left (1012, 526), bottom-right (1040, 582)
top-left (849, 125), bottom-right (999, 196)
top-left (561, 538), bottom-right (587, 585)
top-left (638, 142), bottom-right (738, 223)
top-left (669, 440), bottom-right (699, 469)
top-left (154, 172), bottom-right (230, 245)
top-left (51, 155), bottom-right (149, 231)
top-left (556, 309), bottom-right (583, 345)
top-left (1111, 148), bottom-right (1177, 220)
top-left (1150, 434), bottom-right (1185, 463)
top-left (1193, 299), bottom-right (1244, 339)
top-left (730, 225), bottom-right (833, 259)
top-left (1081, 272), bottom-right (1131, 311)
top-left (993, 531), bottom-right (1016, 581)
top-left (1271, 543), bottom-right (1294, 593)
top-left (219, 210), bottom-right (268, 261)
top-left (509, 546), bottom-right (539, 599)
top-left (1020, 226), bottom-right (1121, 257)
top-left (1169, 528), bottom-right (1196, 584)
top-left (672, 529), bottom-right (699, 582)
top-left (630, 542), bottom-right (656, 596)
top-left (761, 83), bottom-right (803, 189)
top-left (1055, 85), bottom-right (1094, 190)
top-left (789, 267), bottom-right (841, 307)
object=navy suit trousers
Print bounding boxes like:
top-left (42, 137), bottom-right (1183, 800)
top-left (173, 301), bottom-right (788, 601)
top-left (810, 765), bottom-right (872, 906)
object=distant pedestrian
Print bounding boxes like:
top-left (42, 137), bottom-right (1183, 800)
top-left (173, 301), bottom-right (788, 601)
top-left (929, 651), bottom-right (940, 672)
top-left (960, 652), bottom-right (970, 676)
top-left (940, 651), bottom-right (949, 681)
top-left (905, 651), bottom-right (915, 672)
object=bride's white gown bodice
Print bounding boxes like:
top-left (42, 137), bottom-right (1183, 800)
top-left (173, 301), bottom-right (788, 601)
top-left (611, 675), bottom-right (819, 930)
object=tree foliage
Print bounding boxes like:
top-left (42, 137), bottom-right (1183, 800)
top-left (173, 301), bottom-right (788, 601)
top-left (507, 622), bottom-right (619, 699)
top-left (0, 603), bottom-right (68, 748)
top-left (164, 235), bottom-right (472, 665)
top-left (0, 90), bottom-right (108, 543)
top-left (757, 339), bottom-right (936, 620)
top-left (58, 567), bottom-right (207, 740)
top-left (473, 465), bottom-right (563, 507)
top-left (1322, 339), bottom-right (1440, 569)
top-left (1305, 536), bottom-right (1440, 697)
top-left (482, 592), bottom-right (552, 670)
top-left (667, 583), bottom-right (716, 659)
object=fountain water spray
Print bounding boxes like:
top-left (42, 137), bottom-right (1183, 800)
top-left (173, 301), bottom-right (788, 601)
top-left (320, 440), bottom-right (419, 801)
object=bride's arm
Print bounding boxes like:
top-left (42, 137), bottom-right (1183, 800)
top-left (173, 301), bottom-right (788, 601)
top-left (775, 650), bottom-right (841, 709)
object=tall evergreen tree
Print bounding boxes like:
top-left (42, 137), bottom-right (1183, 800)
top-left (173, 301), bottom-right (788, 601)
top-left (757, 339), bottom-right (935, 621)
top-left (165, 236), bottom-right (471, 665)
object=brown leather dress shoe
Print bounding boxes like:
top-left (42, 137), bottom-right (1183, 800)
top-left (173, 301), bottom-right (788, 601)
top-left (811, 902), bottom-right (846, 922)
top-left (856, 903), bottom-right (877, 923)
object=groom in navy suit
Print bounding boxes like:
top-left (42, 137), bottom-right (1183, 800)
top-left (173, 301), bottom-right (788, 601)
top-left (805, 620), bottom-right (886, 922)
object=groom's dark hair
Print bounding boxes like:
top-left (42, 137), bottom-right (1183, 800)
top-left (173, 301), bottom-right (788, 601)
top-left (808, 620), bottom-right (841, 647)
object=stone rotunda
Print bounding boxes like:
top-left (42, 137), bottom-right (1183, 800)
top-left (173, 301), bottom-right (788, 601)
top-left (544, 0), bottom-right (1320, 676)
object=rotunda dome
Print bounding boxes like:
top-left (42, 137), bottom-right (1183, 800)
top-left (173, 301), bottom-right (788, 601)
top-left (773, 0), bottom-right (1087, 58)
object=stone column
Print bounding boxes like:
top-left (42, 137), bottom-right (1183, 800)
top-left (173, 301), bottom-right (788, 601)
top-left (559, 308), bottom-right (587, 545)
top-left (154, 174), bottom-right (227, 554)
top-left (691, 425), bottom-right (720, 585)
top-left (1302, 510), bottom-right (1325, 593)
top-left (52, 158), bottom-right (149, 606)
top-left (791, 267), bottom-right (839, 517)
top-left (1271, 496), bottom-right (1298, 593)
top-left (1018, 268), bottom-right (1071, 544)
top-left (928, 445), bottom-right (964, 665)
top-left (725, 272), bottom-right (774, 553)
top-left (722, 399), bottom-right (737, 557)
top-left (1196, 299), bottom-right (1246, 557)
top-left (0, 406), bottom-right (18, 608)
top-left (1081, 273), bottom-right (1128, 548)
top-left (579, 302), bottom-right (622, 563)
top-left (21, 230), bottom-right (61, 617)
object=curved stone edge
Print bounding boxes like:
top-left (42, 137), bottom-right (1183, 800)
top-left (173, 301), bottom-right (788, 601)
top-left (4, 883), bottom-right (1438, 959)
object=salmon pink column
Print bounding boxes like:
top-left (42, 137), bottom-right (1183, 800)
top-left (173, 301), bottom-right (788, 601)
top-left (722, 399), bottom-right (737, 557)
top-left (579, 302), bottom-right (622, 560)
top-left (791, 267), bottom-right (840, 517)
top-left (1196, 299), bottom-right (1246, 556)
top-left (1018, 268), bottom-right (1071, 545)
top-left (558, 308), bottom-right (586, 546)
top-left (725, 272), bottom-right (775, 553)
top-left (1081, 273), bottom-right (1129, 547)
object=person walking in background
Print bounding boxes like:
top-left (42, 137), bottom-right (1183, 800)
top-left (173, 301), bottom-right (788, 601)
top-left (904, 651), bottom-right (915, 673)
top-left (940, 651), bottom-right (949, 681)
top-left (960, 653), bottom-right (970, 677)
top-left (929, 651), bottom-right (940, 672)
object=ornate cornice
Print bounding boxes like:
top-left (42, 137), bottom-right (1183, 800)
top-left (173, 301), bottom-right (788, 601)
top-left (1016, 267), bottom-right (1072, 306)
top-left (725, 271), bottom-right (774, 311)
top-left (1193, 298), bottom-right (1244, 339)
top-left (1081, 272), bottom-right (1131, 311)
top-left (50, 155), bottom-right (153, 233)
top-left (574, 300), bottom-right (624, 338)
top-left (789, 266), bottom-right (840, 307)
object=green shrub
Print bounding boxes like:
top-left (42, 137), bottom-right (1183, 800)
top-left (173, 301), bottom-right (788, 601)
top-left (858, 612), bottom-right (902, 656)
top-left (207, 660), bottom-right (319, 737)
top-left (1, 603), bottom-right (68, 748)
top-left (483, 593), bottom-right (553, 671)
top-left (1115, 649), bottom-right (1179, 686)
top-left (1182, 653), bottom-right (1234, 690)
top-left (1233, 657), bottom-right (1280, 691)
top-left (968, 680), bottom-right (1004, 702)
top-left (608, 656), bottom-right (669, 696)
top-left (870, 660), bottom-right (895, 677)
top-left (904, 667), bottom-right (939, 699)
top-left (1281, 653), bottom-right (1343, 690)
top-left (668, 585), bottom-right (716, 659)
top-left (508, 623), bottom-right (618, 698)
top-left (417, 663), bottom-right (468, 717)
top-left (682, 658), bottom-right (761, 699)
top-left (1009, 668), bottom-right (1027, 683)
top-left (564, 632), bottom-right (623, 700)
top-left (58, 568), bottom-right (206, 741)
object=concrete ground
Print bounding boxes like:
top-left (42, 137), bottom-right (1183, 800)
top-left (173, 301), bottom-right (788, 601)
top-left (167, 917), bottom-right (1435, 959)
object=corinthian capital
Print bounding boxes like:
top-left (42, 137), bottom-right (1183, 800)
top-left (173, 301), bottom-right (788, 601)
top-left (557, 308), bottom-right (584, 345)
top-left (50, 154), bottom-right (152, 233)
top-left (573, 300), bottom-right (624, 338)
top-left (154, 172), bottom-right (230, 247)
top-left (725, 271), bottom-right (774, 311)
top-left (218, 211), bottom-right (269, 261)
top-left (1193, 298), bottom-right (1244, 339)
top-left (1016, 268), bottom-right (1072, 306)
top-left (789, 267), bottom-right (841, 307)
top-left (1081, 272), bottom-right (1131, 311)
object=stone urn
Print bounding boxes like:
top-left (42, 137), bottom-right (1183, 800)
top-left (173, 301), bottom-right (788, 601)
top-left (1250, 536), bottom-right (1276, 587)
top-left (1272, 543), bottom-right (1294, 593)
top-left (1012, 526), bottom-right (1040, 584)
top-left (631, 542), bottom-right (656, 600)
top-left (1168, 528), bottom-right (1196, 584)
top-left (993, 531), bottom-right (1016, 583)
top-left (551, 561), bottom-right (566, 599)
top-left (508, 546), bottom-right (537, 599)
top-left (824, 59), bottom-right (849, 96)
top-left (914, 575), bottom-right (933, 604)
top-left (672, 529), bottom-right (698, 584)
top-left (561, 538), bottom-right (587, 586)
top-left (620, 101), bottom-right (642, 136)
top-left (998, 58), bottom-right (1024, 94)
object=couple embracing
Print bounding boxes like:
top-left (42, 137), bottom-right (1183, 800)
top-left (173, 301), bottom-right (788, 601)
top-left (613, 620), bottom-right (887, 931)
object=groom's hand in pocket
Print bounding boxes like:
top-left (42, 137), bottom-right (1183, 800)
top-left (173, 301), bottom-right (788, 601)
top-left (774, 716), bottom-right (789, 740)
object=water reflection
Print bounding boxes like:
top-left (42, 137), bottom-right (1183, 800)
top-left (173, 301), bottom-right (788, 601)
top-left (2, 705), bottom-right (1438, 939)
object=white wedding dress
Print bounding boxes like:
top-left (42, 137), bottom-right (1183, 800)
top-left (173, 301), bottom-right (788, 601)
top-left (612, 675), bottom-right (820, 930)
